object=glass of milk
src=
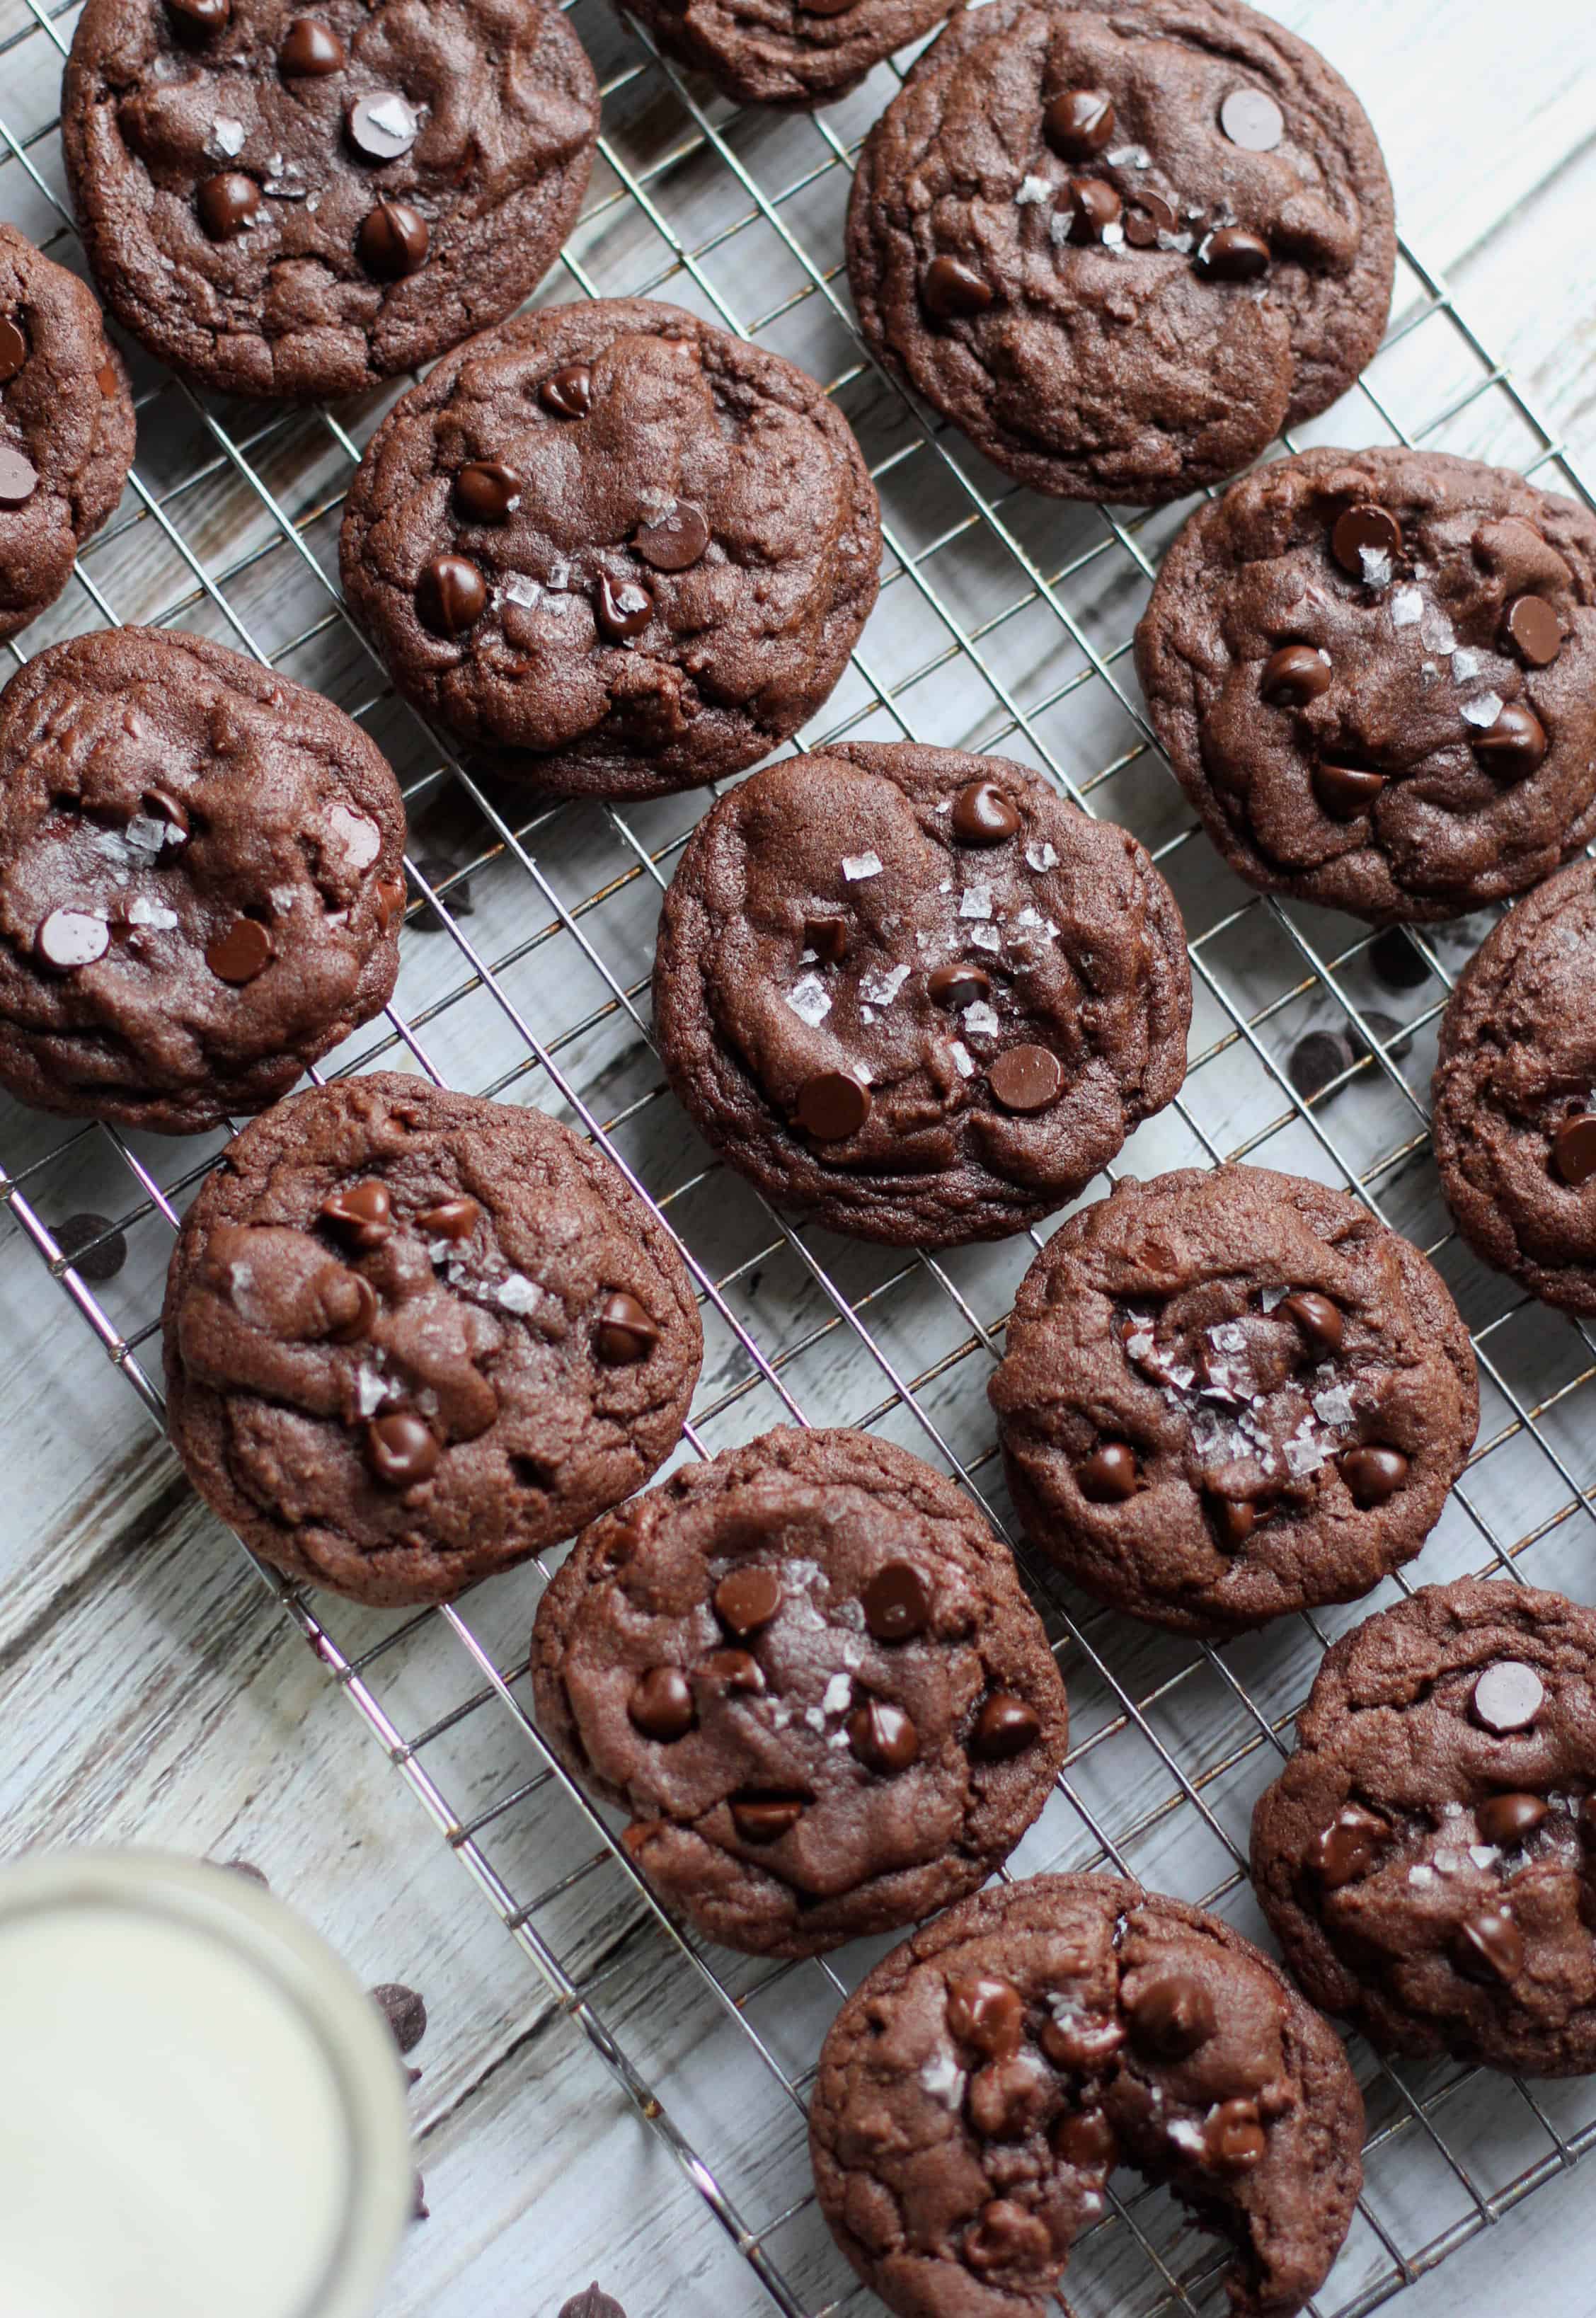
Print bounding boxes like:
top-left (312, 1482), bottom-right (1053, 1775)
top-left (0, 1849), bottom-right (415, 2318)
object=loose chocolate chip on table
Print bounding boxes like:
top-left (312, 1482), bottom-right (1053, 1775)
top-left (928, 962), bottom-right (991, 1009)
top-left (1471, 1660), bottom-right (1544, 1735)
top-left (357, 199), bottom-right (430, 280)
top-left (1077, 1441), bottom-right (1138, 1501)
top-left (1454, 1908), bottom-right (1525, 1984)
top-left (1206, 2096), bottom-right (1267, 2170)
top-left (1210, 1493), bottom-right (1257, 1548)
top-left (197, 172), bottom-right (260, 239)
top-left (1044, 88), bottom-right (1115, 160)
top-left (1198, 226), bottom-right (1271, 281)
top-left (320, 1180), bottom-right (394, 1249)
top-left (730, 1794), bottom-right (805, 1842)
top-left (970, 1692), bottom-right (1042, 1761)
top-left (1476, 1792), bottom-right (1547, 1847)
top-left (951, 780), bottom-right (1021, 844)
top-left (594, 1290), bottom-right (658, 1365)
top-left (1053, 2108), bottom-right (1118, 2169)
top-left (1288, 1028), bottom-right (1353, 1100)
top-left (946, 1973), bottom-right (1024, 2057)
top-left (365, 1409), bottom-right (440, 1486)
top-left (35, 908), bottom-right (109, 970)
top-left (847, 1698), bottom-right (919, 1774)
top-left (1502, 594), bottom-right (1561, 667)
top-left (1314, 761), bottom-right (1387, 820)
top-left (713, 1565), bottom-right (782, 1637)
top-left (541, 363), bottom-right (592, 419)
top-left (804, 914), bottom-right (848, 965)
top-left (280, 16), bottom-right (346, 74)
top-left (633, 500), bottom-right (710, 573)
top-left (594, 570), bottom-right (654, 640)
top-left (417, 1196), bottom-right (481, 1241)
top-left (1338, 1445), bottom-right (1408, 1506)
top-left (1127, 1973), bottom-right (1216, 2060)
top-left (796, 1069), bottom-right (871, 1141)
top-left (1065, 177), bottom-right (1123, 243)
top-left (1280, 1290), bottom-right (1344, 1353)
top-left (701, 1647), bottom-right (764, 1694)
top-left (1261, 643), bottom-right (1332, 705)
top-left (347, 93), bottom-right (420, 166)
top-left (0, 444), bottom-right (39, 507)
top-left (1219, 85), bottom-right (1285, 151)
top-left (0, 316), bottom-right (27, 383)
top-left (558, 2290), bottom-right (627, 2318)
top-left (416, 553), bottom-right (486, 636)
top-left (1369, 926), bottom-right (1430, 992)
top-left (1552, 1114), bottom-right (1596, 1188)
top-left (1472, 701), bottom-right (1548, 776)
top-left (923, 254), bottom-right (994, 319)
top-left (454, 461), bottom-right (521, 523)
top-left (205, 916), bottom-right (273, 983)
top-left (628, 1665), bottom-right (696, 1741)
top-left (987, 1043), bottom-right (1062, 1113)
top-left (862, 1561), bottom-right (931, 1642)
top-left (370, 1983), bottom-right (427, 2054)
top-left (1331, 503), bottom-right (1403, 575)
top-left (1309, 1801), bottom-right (1391, 1888)
top-left (52, 1210), bottom-right (127, 1284)
top-left (169, 0), bottom-right (229, 30)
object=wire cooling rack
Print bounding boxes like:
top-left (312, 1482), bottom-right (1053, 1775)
top-left (4, 0), bottom-right (1596, 2310)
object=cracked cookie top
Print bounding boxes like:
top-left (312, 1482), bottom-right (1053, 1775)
top-left (530, 1426), bottom-right (1069, 1956)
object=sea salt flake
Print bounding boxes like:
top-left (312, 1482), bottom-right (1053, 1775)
top-left (1015, 174), bottom-right (1052, 206)
top-left (1421, 660), bottom-right (1439, 685)
top-left (1420, 603), bottom-right (1457, 654)
top-left (1313, 1384), bottom-right (1355, 1428)
top-left (962, 999), bottom-right (1000, 1038)
top-left (1433, 1849), bottom-right (1462, 1875)
top-left (495, 1273), bottom-right (542, 1314)
top-left (1408, 1864), bottom-right (1435, 1887)
top-left (1014, 905), bottom-right (1043, 928)
top-left (1359, 546), bottom-right (1393, 588)
top-left (499, 573), bottom-right (542, 609)
top-left (842, 851), bottom-right (883, 882)
top-left (938, 878), bottom-right (952, 894)
top-left (1126, 1329), bottom-right (1156, 1362)
top-left (1025, 841), bottom-right (1058, 871)
top-left (920, 2049), bottom-right (966, 2106)
top-left (951, 1040), bottom-right (975, 1077)
top-left (1048, 211), bottom-right (1074, 248)
top-left (354, 1366), bottom-right (391, 1417)
top-left (1451, 647), bottom-right (1484, 682)
top-left (1101, 219), bottom-right (1125, 248)
top-left (427, 1239), bottom-right (454, 1266)
top-left (212, 117), bottom-right (246, 157)
top-left (1156, 228), bottom-right (1195, 253)
top-left (859, 964), bottom-right (910, 1006)
top-left (1106, 144), bottom-right (1150, 167)
top-left (124, 813), bottom-right (176, 854)
top-left (1389, 585), bottom-right (1424, 629)
top-left (1461, 691), bottom-right (1505, 728)
top-left (1283, 1421), bottom-right (1327, 1477)
top-left (970, 923), bottom-right (1001, 953)
top-left (821, 1672), bottom-right (853, 1718)
top-left (124, 897), bottom-right (178, 929)
top-left (1469, 1844), bottom-right (1499, 1870)
top-left (1260, 1283), bottom-right (1289, 1310)
top-left (958, 885), bottom-right (993, 920)
top-left (803, 1705), bottom-right (827, 1731)
top-left (786, 973), bottom-right (832, 1027)
top-left (1210, 1321), bottom-right (1246, 1353)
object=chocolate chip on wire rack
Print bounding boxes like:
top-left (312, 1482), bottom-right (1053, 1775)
top-left (52, 1211), bottom-right (128, 1283)
top-left (1368, 927), bottom-right (1432, 992)
top-left (1287, 1030), bottom-right (1353, 1101)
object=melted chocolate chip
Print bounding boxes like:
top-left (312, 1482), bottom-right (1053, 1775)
top-left (1053, 2108), bottom-right (1117, 2169)
top-left (454, 461), bottom-right (521, 524)
top-left (594, 1290), bottom-right (658, 1365)
top-left (1331, 503), bottom-right (1403, 576)
top-left (1261, 643), bottom-right (1332, 706)
top-left (365, 1410), bottom-right (440, 1486)
top-left (1123, 192), bottom-right (1176, 248)
top-left (417, 1196), bottom-right (481, 1241)
top-left (1219, 86), bottom-right (1285, 150)
top-left (987, 1044), bottom-right (1062, 1113)
top-left (347, 91), bottom-right (420, 162)
top-left (594, 571), bottom-right (654, 640)
top-left (1044, 87), bottom-right (1115, 160)
top-left (204, 917), bottom-right (273, 983)
top-left (1471, 1660), bottom-right (1544, 1735)
top-left (796, 1070), bottom-right (871, 1141)
top-left (1077, 1442), bottom-right (1138, 1502)
top-left (35, 909), bottom-right (108, 970)
top-left (968, 2055), bottom-right (1050, 2140)
top-left (862, 1561), bottom-right (930, 1641)
top-left (700, 1647), bottom-right (764, 1696)
top-left (417, 553), bottom-right (486, 636)
top-left (970, 1692), bottom-right (1041, 1761)
top-left (279, 16), bottom-right (345, 74)
top-left (628, 1666), bottom-right (696, 1741)
top-left (1552, 1114), bottom-right (1596, 1187)
top-left (197, 173), bottom-right (260, 239)
top-left (928, 962), bottom-right (992, 1009)
top-left (1310, 1801), bottom-right (1391, 1889)
top-left (1040, 2013), bottom-right (1123, 2070)
top-left (1206, 2097), bottom-right (1267, 2171)
top-left (1476, 1792), bottom-right (1547, 1847)
top-left (730, 1794), bottom-right (805, 1843)
top-left (357, 200), bottom-right (430, 280)
top-left (1314, 761), bottom-right (1386, 820)
top-left (1127, 1973), bottom-right (1216, 2060)
top-left (1472, 701), bottom-right (1548, 778)
top-left (1502, 594), bottom-right (1561, 667)
top-left (1454, 1908), bottom-right (1524, 1984)
top-left (320, 1181), bottom-right (394, 1251)
top-left (634, 500), bottom-right (710, 573)
top-left (946, 1973), bottom-right (1024, 2058)
top-left (923, 255), bottom-right (994, 319)
top-left (540, 364), bottom-right (593, 419)
top-left (0, 316), bottom-right (27, 384)
top-left (168, 0), bottom-right (229, 31)
top-left (1280, 1290), bottom-right (1344, 1354)
top-left (1210, 1494), bottom-right (1257, 1549)
top-left (951, 780), bottom-right (1021, 844)
top-left (713, 1566), bottom-right (782, 1638)
top-left (804, 914), bottom-right (848, 964)
top-left (375, 876), bottom-right (408, 936)
top-left (1198, 226), bottom-right (1271, 281)
top-left (1065, 176), bottom-right (1122, 243)
top-left (847, 1698), bottom-right (919, 1774)
top-left (1338, 1445), bottom-right (1408, 1506)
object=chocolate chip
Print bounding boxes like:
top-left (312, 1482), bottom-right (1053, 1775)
top-left (365, 1410), bottom-right (440, 1486)
top-left (1331, 503), bottom-right (1403, 576)
top-left (53, 1211), bottom-right (127, 1284)
top-left (987, 1044), bottom-right (1062, 1113)
top-left (540, 364), bottom-right (592, 418)
top-left (0, 316), bottom-right (27, 383)
top-left (370, 1983), bottom-right (427, 2054)
top-left (968, 2055), bottom-right (1050, 2140)
top-left (357, 199), bottom-right (430, 279)
top-left (965, 2201), bottom-right (1052, 2273)
top-left (1476, 1792), bottom-right (1547, 1847)
top-left (454, 461), bottom-right (521, 524)
top-left (700, 1648), bottom-right (764, 1696)
top-left (0, 443), bottom-right (39, 509)
top-left (730, 1794), bottom-right (805, 1842)
top-left (847, 1698), bottom-right (919, 1774)
top-left (1127, 1973), bottom-right (1216, 2060)
top-left (417, 1196), bottom-right (481, 1241)
top-left (375, 876), bottom-right (407, 935)
top-left (1198, 226), bottom-right (1271, 281)
top-left (416, 553), bottom-right (486, 636)
top-left (1288, 1028), bottom-right (1353, 1100)
top-left (1471, 1660), bottom-right (1544, 1735)
top-left (1052, 2108), bottom-right (1117, 2169)
top-left (1280, 1290), bottom-right (1343, 1354)
top-left (923, 255), bottom-right (994, 319)
top-left (1065, 176), bottom-right (1123, 243)
top-left (929, 962), bottom-right (992, 1009)
top-left (628, 1666), bottom-right (696, 1741)
top-left (1077, 1442), bottom-right (1138, 1502)
top-left (1454, 1908), bottom-right (1524, 1984)
top-left (1040, 2013), bottom-right (1123, 2070)
top-left (1553, 1114), bottom-right (1596, 1187)
top-left (279, 16), bottom-right (345, 73)
top-left (594, 571), bottom-right (654, 640)
top-left (142, 786), bottom-right (190, 842)
top-left (320, 1181), bottom-right (394, 1250)
top-left (1369, 927), bottom-right (1430, 992)
top-left (1338, 1445), bottom-right (1408, 1506)
top-left (713, 1566), bottom-right (782, 1638)
top-left (951, 780), bottom-right (1021, 844)
top-left (347, 91), bottom-right (420, 162)
top-left (594, 1290), bottom-right (658, 1365)
top-left (804, 914), bottom-right (848, 964)
top-left (197, 172), bottom-right (260, 239)
top-left (558, 2290), bottom-right (626, 2318)
top-left (168, 0), bottom-right (229, 30)
top-left (1472, 700), bottom-right (1548, 778)
top-left (633, 500), bottom-right (710, 573)
top-left (862, 1561), bottom-right (930, 1641)
top-left (1210, 1494), bottom-right (1256, 1549)
top-left (205, 916), bottom-right (273, 983)
top-left (1310, 1801), bottom-right (1391, 1889)
top-left (1502, 595), bottom-right (1561, 667)
top-left (970, 1692), bottom-right (1041, 1762)
top-left (35, 909), bottom-right (108, 970)
top-left (1314, 761), bottom-right (1386, 820)
top-left (1345, 1009), bottom-right (1411, 1065)
top-left (1206, 2097), bottom-right (1267, 2171)
top-left (325, 1270), bottom-right (378, 1344)
top-left (1044, 87), bottom-right (1115, 159)
top-left (1123, 192), bottom-right (1176, 248)
top-left (1261, 643), bottom-right (1332, 705)
top-left (412, 853), bottom-right (473, 927)
top-left (796, 1069), bottom-right (871, 1141)
top-left (946, 1974), bottom-right (1024, 2058)
top-left (1219, 85), bottom-right (1285, 150)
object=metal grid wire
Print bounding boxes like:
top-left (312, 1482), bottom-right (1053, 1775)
top-left (4, 0), bottom-right (1596, 2310)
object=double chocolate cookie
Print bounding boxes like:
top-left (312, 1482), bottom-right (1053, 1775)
top-left (1137, 447), bottom-right (1596, 922)
top-left (529, 1427), bottom-right (1069, 1956)
top-left (990, 1166), bottom-right (1479, 1635)
top-left (163, 1074), bottom-right (703, 1604)
top-left (0, 628), bottom-right (406, 1133)
top-left (63, 0), bottom-right (599, 401)
top-left (619, 0), bottom-right (954, 109)
top-left (339, 300), bottom-right (881, 798)
top-left (810, 1871), bottom-right (1365, 2318)
top-left (1253, 1578), bottom-right (1596, 2077)
top-left (652, 744), bottom-right (1190, 1245)
top-left (0, 226), bottom-right (134, 641)
top-left (846, 0), bottom-right (1394, 504)
top-left (1433, 860), bottom-right (1596, 1316)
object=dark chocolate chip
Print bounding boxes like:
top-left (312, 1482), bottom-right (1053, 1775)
top-left (1338, 1445), bottom-right (1408, 1506)
top-left (1053, 2108), bottom-right (1118, 2169)
top-left (347, 91), bottom-right (420, 162)
top-left (558, 2290), bottom-right (626, 2318)
top-left (0, 443), bottom-right (38, 510)
top-left (946, 1973), bottom-right (1024, 2058)
top-left (1288, 1028), bottom-right (1353, 1100)
top-left (951, 780), bottom-right (1021, 844)
top-left (1123, 193), bottom-right (1176, 248)
top-left (1198, 226), bottom-right (1271, 281)
top-left (168, 0), bottom-right (229, 31)
top-left (417, 1197), bottom-right (481, 1241)
top-left (279, 16), bottom-right (345, 73)
top-left (628, 1666), bottom-right (696, 1741)
top-left (796, 1069), bottom-right (871, 1142)
top-left (862, 1561), bottom-right (930, 1641)
top-left (1472, 700), bottom-right (1548, 778)
top-left (1128, 1973), bottom-right (1216, 2060)
top-left (416, 553), bottom-right (486, 636)
top-left (357, 199), bottom-right (429, 280)
top-left (1205, 2097), bottom-right (1266, 2171)
top-left (196, 172), bottom-right (260, 239)
top-left (713, 1565), bottom-right (782, 1638)
top-left (633, 500), bottom-right (710, 573)
top-left (1065, 176), bottom-right (1123, 243)
top-left (1040, 2013), bottom-right (1123, 2070)
top-left (1077, 1442), bottom-right (1138, 1501)
top-left (1454, 1908), bottom-right (1524, 1984)
top-left (1219, 86), bottom-right (1284, 150)
top-left (1471, 1660), bottom-right (1544, 1735)
top-left (1309, 1801), bottom-right (1391, 1889)
top-left (594, 1290), bottom-right (658, 1365)
top-left (141, 786), bottom-right (190, 842)
top-left (53, 1211), bottom-right (127, 1284)
top-left (365, 1410), bottom-right (440, 1486)
top-left (370, 1983), bottom-right (427, 2055)
top-left (1476, 1792), bottom-right (1547, 1847)
top-left (1044, 87), bottom-right (1115, 160)
top-left (375, 876), bottom-right (407, 935)
top-left (987, 1044), bottom-right (1062, 1113)
top-left (1553, 1114), bottom-right (1596, 1188)
top-left (1210, 1493), bottom-right (1256, 1549)
top-left (804, 914), bottom-right (848, 965)
top-left (1280, 1290), bottom-right (1344, 1354)
top-left (35, 909), bottom-right (108, 970)
top-left (0, 316), bottom-right (27, 383)
top-left (205, 916), bottom-right (273, 983)
top-left (1261, 643), bottom-right (1331, 705)
top-left (730, 1794), bottom-right (805, 1842)
top-left (1331, 503), bottom-right (1403, 577)
top-left (320, 1181), bottom-right (394, 1250)
top-left (923, 255), bottom-right (994, 319)
top-left (594, 571), bottom-right (654, 641)
top-left (1502, 595), bottom-right (1561, 667)
top-left (968, 2054), bottom-right (1050, 2140)
top-left (1369, 927), bottom-right (1430, 992)
top-left (928, 962), bottom-right (992, 1009)
top-left (1314, 761), bottom-right (1386, 820)
top-left (699, 1648), bottom-right (764, 1696)
top-left (541, 364), bottom-right (592, 418)
top-left (970, 1692), bottom-right (1041, 1761)
top-left (847, 1698), bottom-right (919, 1774)
top-left (454, 461), bottom-right (521, 524)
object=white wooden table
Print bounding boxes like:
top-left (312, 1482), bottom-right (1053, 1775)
top-left (3, 3), bottom-right (1595, 2314)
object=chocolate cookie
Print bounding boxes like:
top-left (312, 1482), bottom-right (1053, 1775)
top-left (810, 1871), bottom-right (1364, 2318)
top-left (0, 226), bottom-right (134, 641)
top-left (1252, 1578), bottom-right (1596, 2077)
top-left (338, 300), bottom-right (880, 799)
top-left (163, 1074), bottom-right (703, 1604)
top-left (529, 1426), bottom-right (1069, 1956)
top-left (989, 1166), bottom-right (1479, 1636)
top-left (62, 0), bottom-right (598, 401)
top-left (1137, 447), bottom-right (1596, 922)
top-left (652, 744), bottom-right (1190, 1245)
top-left (845, 0), bottom-right (1394, 505)
top-left (1433, 861), bottom-right (1596, 1316)
top-left (619, 0), bottom-right (954, 109)
top-left (0, 628), bottom-right (406, 1134)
